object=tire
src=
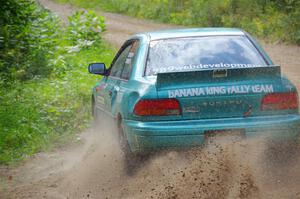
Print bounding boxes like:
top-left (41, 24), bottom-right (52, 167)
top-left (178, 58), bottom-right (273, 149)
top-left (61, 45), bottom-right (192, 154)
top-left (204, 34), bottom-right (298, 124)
top-left (118, 120), bottom-right (132, 157)
top-left (92, 96), bottom-right (101, 126)
top-left (118, 119), bottom-right (147, 175)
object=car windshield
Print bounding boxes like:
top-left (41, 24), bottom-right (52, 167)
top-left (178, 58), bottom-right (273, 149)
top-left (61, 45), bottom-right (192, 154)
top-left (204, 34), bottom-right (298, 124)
top-left (145, 35), bottom-right (267, 76)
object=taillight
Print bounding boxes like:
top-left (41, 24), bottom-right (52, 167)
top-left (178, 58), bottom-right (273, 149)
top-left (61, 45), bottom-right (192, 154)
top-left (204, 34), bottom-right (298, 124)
top-left (261, 92), bottom-right (298, 111)
top-left (134, 99), bottom-right (181, 116)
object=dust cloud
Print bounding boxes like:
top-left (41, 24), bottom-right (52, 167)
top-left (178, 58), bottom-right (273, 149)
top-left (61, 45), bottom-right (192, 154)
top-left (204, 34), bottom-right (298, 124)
top-left (3, 116), bottom-right (300, 199)
top-left (0, 0), bottom-right (298, 198)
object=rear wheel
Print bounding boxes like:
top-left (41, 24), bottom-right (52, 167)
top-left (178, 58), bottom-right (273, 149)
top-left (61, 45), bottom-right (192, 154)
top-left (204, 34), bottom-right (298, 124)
top-left (118, 118), bottom-right (147, 175)
top-left (118, 119), bottom-right (132, 157)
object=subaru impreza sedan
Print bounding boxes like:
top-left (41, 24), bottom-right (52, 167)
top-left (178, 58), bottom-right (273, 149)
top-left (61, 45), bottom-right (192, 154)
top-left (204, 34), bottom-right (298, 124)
top-left (88, 28), bottom-right (300, 155)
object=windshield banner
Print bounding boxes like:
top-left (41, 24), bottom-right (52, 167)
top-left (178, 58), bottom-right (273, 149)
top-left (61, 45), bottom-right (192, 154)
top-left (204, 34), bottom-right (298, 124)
top-left (151, 63), bottom-right (266, 74)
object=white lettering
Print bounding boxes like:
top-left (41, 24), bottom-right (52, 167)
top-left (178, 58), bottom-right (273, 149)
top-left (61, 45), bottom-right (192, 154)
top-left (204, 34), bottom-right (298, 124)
top-left (167, 84), bottom-right (274, 98)
top-left (265, 84), bottom-right (274, 93)
top-left (168, 90), bottom-right (175, 98)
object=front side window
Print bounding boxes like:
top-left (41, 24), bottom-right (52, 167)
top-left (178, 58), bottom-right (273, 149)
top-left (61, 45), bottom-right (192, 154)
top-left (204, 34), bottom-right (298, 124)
top-left (145, 36), bottom-right (267, 76)
top-left (110, 44), bottom-right (133, 78)
top-left (121, 41), bottom-right (139, 80)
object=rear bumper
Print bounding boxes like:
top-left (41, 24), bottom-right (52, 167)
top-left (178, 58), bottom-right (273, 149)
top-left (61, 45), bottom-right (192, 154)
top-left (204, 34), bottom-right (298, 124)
top-left (123, 114), bottom-right (300, 152)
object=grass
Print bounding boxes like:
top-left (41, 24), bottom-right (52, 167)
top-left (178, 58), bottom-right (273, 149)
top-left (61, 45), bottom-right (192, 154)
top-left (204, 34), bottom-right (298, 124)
top-left (0, 4), bottom-right (116, 164)
top-left (0, 43), bottom-right (115, 164)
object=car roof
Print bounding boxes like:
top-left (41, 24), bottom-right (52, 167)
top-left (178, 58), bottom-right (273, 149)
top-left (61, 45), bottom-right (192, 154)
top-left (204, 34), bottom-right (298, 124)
top-left (138, 28), bottom-right (245, 40)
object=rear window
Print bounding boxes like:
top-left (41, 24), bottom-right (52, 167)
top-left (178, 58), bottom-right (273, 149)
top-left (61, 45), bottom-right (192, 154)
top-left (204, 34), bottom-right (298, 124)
top-left (145, 36), bottom-right (267, 76)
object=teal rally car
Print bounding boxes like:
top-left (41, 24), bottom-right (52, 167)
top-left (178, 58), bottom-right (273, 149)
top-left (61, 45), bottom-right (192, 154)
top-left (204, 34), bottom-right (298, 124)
top-left (88, 28), bottom-right (300, 155)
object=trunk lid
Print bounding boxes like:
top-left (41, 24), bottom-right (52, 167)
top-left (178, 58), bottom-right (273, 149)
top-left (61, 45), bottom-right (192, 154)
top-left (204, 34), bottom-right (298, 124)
top-left (156, 66), bottom-right (287, 119)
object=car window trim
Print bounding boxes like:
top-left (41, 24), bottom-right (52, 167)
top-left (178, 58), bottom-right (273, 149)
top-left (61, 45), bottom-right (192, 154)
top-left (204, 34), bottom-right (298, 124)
top-left (109, 76), bottom-right (129, 82)
top-left (243, 32), bottom-right (270, 65)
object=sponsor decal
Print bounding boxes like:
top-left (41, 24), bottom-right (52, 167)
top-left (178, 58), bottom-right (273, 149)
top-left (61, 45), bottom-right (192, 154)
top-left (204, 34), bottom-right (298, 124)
top-left (128, 52), bottom-right (135, 58)
top-left (168, 84), bottom-right (273, 98)
top-left (150, 63), bottom-right (265, 74)
top-left (96, 84), bottom-right (107, 92)
top-left (125, 58), bottom-right (131, 64)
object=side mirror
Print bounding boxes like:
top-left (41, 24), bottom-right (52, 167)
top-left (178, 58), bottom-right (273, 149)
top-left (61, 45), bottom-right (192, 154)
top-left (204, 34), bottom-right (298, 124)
top-left (88, 63), bottom-right (107, 75)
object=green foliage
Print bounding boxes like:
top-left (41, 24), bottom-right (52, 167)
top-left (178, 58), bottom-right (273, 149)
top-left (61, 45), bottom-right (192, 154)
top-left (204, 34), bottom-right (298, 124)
top-left (0, 0), bottom-right (61, 81)
top-left (0, 1), bottom-right (115, 164)
top-left (0, 44), bottom-right (114, 163)
top-left (67, 11), bottom-right (106, 50)
top-left (56, 0), bottom-right (300, 44)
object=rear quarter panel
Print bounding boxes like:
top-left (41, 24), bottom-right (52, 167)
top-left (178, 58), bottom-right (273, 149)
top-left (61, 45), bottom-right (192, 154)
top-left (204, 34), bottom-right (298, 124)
top-left (111, 34), bottom-right (159, 120)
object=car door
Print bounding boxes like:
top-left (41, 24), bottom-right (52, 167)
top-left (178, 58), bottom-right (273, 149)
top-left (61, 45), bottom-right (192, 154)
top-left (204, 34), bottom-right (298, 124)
top-left (103, 40), bottom-right (138, 116)
top-left (116, 40), bottom-right (140, 117)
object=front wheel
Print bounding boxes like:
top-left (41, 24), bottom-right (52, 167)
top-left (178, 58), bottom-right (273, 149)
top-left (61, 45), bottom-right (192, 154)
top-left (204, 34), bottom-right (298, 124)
top-left (92, 96), bottom-right (102, 126)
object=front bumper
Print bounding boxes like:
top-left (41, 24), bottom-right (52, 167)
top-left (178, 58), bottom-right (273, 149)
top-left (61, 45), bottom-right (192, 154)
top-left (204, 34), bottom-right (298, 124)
top-left (123, 114), bottom-right (300, 152)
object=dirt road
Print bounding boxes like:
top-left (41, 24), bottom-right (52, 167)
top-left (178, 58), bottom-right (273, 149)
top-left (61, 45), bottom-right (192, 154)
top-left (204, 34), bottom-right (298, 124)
top-left (1, 0), bottom-right (300, 198)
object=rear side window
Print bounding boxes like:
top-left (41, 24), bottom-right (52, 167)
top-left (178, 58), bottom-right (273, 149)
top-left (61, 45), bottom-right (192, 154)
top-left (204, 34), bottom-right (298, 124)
top-left (145, 36), bottom-right (267, 76)
top-left (121, 41), bottom-right (139, 80)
